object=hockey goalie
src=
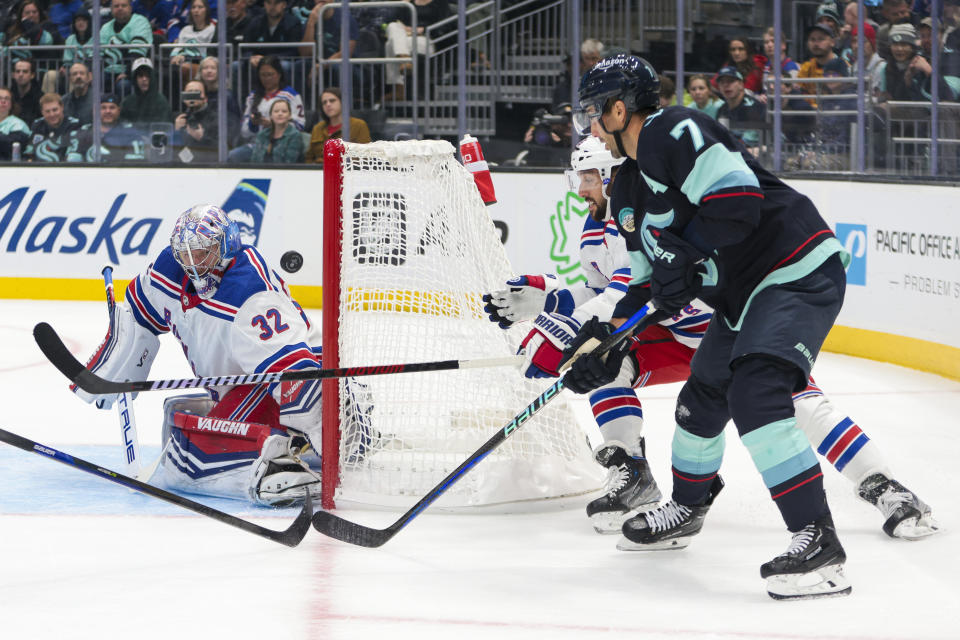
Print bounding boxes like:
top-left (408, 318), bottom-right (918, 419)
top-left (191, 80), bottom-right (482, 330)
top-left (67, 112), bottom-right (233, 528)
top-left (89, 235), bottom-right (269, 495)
top-left (73, 204), bottom-right (371, 506)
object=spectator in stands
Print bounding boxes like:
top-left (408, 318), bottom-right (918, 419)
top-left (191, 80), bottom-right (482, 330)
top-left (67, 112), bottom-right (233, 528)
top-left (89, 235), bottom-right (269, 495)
top-left (251, 97), bottom-right (304, 163)
top-left (68, 93), bottom-right (146, 162)
top-left (659, 74), bottom-right (676, 107)
top-left (133, 0), bottom-right (182, 43)
top-left (918, 16), bottom-right (936, 59)
top-left (100, 0), bottom-right (153, 93)
top-left (799, 23), bottom-right (850, 104)
top-left (718, 36), bottom-right (765, 94)
top-left (243, 0), bottom-right (304, 78)
top-left (877, 0), bottom-right (914, 61)
top-left (382, 0), bottom-right (449, 97)
top-left (942, 0), bottom-right (960, 77)
top-left (170, 0), bottom-right (217, 90)
top-left (0, 1), bottom-right (63, 66)
top-left (10, 58), bottom-right (43, 125)
top-left (551, 39), bottom-right (605, 111)
top-left (121, 57), bottom-right (174, 125)
top-left (0, 87), bottom-right (32, 161)
top-left (881, 23), bottom-right (960, 101)
top-left (61, 9), bottom-right (93, 85)
top-left (687, 73), bottom-right (722, 118)
top-left (25, 92), bottom-right (81, 162)
top-left (62, 61), bottom-right (93, 125)
top-left (849, 23), bottom-right (885, 99)
top-left (815, 2), bottom-right (843, 37)
top-left (762, 27), bottom-right (800, 95)
top-left (226, 0), bottom-right (253, 55)
top-left (300, 0), bottom-right (359, 90)
top-left (174, 79), bottom-right (220, 162)
top-left (198, 56), bottom-right (242, 145)
top-left (49, 0), bottom-right (83, 40)
top-left (231, 55), bottom-right (304, 162)
top-left (715, 65), bottom-right (767, 152)
top-left (305, 86), bottom-right (371, 163)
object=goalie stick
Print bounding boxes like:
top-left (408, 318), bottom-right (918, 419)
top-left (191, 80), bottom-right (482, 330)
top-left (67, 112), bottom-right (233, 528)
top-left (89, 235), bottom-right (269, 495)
top-left (311, 304), bottom-right (668, 548)
top-left (0, 426), bottom-right (313, 548)
top-left (33, 322), bottom-right (523, 395)
top-left (100, 266), bottom-right (143, 478)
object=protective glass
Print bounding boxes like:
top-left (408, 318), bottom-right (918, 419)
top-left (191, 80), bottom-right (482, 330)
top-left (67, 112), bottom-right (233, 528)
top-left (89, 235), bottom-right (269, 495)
top-left (573, 105), bottom-right (603, 135)
top-left (565, 169), bottom-right (602, 192)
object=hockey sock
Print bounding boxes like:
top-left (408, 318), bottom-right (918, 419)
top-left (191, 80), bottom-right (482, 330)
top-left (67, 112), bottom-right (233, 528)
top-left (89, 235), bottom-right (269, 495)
top-left (670, 425), bottom-right (725, 505)
top-left (589, 386), bottom-right (644, 455)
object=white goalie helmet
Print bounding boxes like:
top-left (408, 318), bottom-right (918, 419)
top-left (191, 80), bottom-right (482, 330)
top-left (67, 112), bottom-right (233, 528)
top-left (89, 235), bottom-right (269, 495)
top-left (566, 136), bottom-right (626, 197)
top-left (170, 204), bottom-right (242, 299)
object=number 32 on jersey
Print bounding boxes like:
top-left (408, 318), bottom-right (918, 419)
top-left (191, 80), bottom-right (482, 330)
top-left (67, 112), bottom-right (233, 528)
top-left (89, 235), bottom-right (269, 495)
top-left (251, 308), bottom-right (289, 340)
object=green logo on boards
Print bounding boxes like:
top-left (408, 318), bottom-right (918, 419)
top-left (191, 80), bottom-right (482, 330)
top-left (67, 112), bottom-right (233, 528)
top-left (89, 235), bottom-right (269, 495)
top-left (548, 191), bottom-right (589, 286)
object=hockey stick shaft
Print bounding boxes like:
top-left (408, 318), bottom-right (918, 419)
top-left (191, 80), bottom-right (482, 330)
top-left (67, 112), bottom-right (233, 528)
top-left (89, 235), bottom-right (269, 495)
top-left (33, 321), bottom-right (524, 396)
top-left (0, 426), bottom-right (312, 547)
top-left (101, 266), bottom-right (142, 477)
top-left (312, 304), bottom-right (668, 548)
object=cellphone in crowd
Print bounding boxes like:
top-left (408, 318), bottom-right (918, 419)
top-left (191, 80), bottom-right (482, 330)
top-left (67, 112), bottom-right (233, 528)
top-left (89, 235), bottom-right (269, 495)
top-left (182, 91), bottom-right (202, 102)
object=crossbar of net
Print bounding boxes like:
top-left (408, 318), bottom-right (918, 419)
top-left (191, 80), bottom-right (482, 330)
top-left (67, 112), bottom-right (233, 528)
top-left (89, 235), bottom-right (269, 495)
top-left (334, 140), bottom-right (602, 510)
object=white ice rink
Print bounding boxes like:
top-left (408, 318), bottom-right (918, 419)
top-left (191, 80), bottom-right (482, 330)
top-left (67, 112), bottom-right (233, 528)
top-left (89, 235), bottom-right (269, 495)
top-left (1, 299), bottom-right (958, 640)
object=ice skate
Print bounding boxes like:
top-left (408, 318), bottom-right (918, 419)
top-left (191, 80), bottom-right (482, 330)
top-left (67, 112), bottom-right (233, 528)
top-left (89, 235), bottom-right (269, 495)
top-left (586, 440), bottom-right (662, 534)
top-left (761, 514), bottom-right (852, 600)
top-left (857, 473), bottom-right (940, 540)
top-left (617, 475), bottom-right (723, 551)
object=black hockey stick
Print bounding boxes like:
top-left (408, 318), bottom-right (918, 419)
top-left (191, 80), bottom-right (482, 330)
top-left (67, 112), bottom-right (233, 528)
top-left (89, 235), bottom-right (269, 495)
top-left (311, 304), bottom-right (668, 548)
top-left (33, 322), bottom-right (523, 396)
top-left (0, 427), bottom-right (312, 548)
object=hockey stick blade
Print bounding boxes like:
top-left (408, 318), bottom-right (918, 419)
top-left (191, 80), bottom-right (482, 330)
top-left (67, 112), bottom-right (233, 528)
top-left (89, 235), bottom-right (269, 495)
top-left (34, 322), bottom-right (523, 396)
top-left (0, 426), bottom-right (312, 547)
top-left (311, 304), bottom-right (667, 548)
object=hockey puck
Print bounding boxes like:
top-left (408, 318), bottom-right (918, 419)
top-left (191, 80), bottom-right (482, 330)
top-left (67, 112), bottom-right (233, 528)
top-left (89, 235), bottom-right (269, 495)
top-left (280, 250), bottom-right (304, 273)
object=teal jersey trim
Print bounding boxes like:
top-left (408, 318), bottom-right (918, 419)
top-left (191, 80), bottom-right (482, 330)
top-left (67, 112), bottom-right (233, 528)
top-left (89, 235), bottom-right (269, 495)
top-left (725, 236), bottom-right (850, 331)
top-left (680, 142), bottom-right (759, 205)
top-left (628, 250), bottom-right (653, 285)
top-left (671, 425), bottom-right (726, 475)
top-left (741, 417), bottom-right (819, 488)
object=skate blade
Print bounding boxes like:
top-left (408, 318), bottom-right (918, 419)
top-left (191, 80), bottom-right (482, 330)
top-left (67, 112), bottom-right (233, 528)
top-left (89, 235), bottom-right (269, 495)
top-left (766, 565), bottom-right (852, 600)
top-left (616, 535), bottom-right (691, 551)
top-left (590, 504), bottom-right (659, 535)
top-left (891, 514), bottom-right (942, 540)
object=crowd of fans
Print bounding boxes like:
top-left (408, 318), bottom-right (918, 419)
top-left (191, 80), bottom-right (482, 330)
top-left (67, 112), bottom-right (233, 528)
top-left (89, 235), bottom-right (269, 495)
top-left (2, 0), bottom-right (960, 166)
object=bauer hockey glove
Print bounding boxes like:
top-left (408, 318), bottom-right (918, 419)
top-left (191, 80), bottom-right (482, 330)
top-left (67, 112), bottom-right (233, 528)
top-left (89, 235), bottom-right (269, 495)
top-left (482, 274), bottom-right (559, 328)
top-left (558, 318), bottom-right (632, 394)
top-left (649, 229), bottom-right (708, 316)
top-left (517, 312), bottom-right (580, 378)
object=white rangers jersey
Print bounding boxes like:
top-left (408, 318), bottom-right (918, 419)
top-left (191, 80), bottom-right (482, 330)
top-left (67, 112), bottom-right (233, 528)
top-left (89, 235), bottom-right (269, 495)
top-left (125, 245), bottom-right (322, 435)
top-left (556, 213), bottom-right (712, 347)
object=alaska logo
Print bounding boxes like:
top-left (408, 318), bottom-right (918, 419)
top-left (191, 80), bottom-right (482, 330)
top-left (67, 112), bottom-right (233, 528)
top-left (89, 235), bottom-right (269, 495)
top-left (222, 179), bottom-right (270, 246)
top-left (548, 191), bottom-right (590, 286)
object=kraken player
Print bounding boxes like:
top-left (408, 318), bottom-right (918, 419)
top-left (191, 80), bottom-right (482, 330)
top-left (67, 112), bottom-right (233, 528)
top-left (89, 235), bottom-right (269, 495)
top-left (559, 54), bottom-right (855, 599)
top-left (73, 205), bottom-right (369, 505)
top-left (485, 137), bottom-right (937, 544)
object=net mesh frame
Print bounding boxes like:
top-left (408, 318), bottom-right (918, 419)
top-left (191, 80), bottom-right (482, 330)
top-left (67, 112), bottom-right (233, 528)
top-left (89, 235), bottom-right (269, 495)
top-left (321, 139), bottom-right (602, 511)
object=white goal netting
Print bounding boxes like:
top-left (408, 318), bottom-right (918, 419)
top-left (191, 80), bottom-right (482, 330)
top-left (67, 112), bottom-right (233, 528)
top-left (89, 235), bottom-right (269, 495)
top-left (324, 139), bottom-right (603, 510)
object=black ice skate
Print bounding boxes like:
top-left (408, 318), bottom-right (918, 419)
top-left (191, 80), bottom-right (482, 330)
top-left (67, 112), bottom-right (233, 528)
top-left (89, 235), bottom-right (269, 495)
top-left (616, 475), bottom-right (723, 551)
top-left (586, 440), bottom-right (662, 534)
top-left (761, 514), bottom-right (852, 600)
top-left (857, 473), bottom-right (940, 540)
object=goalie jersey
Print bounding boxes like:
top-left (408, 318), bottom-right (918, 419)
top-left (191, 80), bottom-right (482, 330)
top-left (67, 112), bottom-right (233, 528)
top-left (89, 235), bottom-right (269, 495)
top-left (124, 245), bottom-right (323, 432)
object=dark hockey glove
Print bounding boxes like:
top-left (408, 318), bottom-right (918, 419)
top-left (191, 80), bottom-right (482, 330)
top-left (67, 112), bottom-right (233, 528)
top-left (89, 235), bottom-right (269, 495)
top-left (650, 229), bottom-right (708, 315)
top-left (556, 317), bottom-right (627, 394)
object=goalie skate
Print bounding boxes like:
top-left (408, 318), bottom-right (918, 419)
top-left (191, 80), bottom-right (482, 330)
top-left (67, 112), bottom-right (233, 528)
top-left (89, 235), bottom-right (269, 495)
top-left (617, 475), bottom-right (723, 551)
top-left (857, 473), bottom-right (940, 540)
top-left (761, 514), bottom-right (852, 601)
top-left (586, 440), bottom-right (662, 534)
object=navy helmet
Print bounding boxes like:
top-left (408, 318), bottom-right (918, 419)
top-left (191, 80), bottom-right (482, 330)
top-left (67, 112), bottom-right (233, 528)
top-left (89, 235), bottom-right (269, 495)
top-left (574, 54), bottom-right (660, 135)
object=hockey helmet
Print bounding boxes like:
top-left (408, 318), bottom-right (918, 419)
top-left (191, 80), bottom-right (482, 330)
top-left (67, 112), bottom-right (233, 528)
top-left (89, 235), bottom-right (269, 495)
top-left (170, 204), bottom-right (242, 297)
top-left (566, 136), bottom-right (625, 196)
top-left (574, 54), bottom-right (660, 135)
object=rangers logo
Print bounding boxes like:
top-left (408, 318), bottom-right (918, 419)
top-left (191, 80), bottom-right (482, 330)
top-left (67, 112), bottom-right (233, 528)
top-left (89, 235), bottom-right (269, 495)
top-left (619, 207), bottom-right (636, 232)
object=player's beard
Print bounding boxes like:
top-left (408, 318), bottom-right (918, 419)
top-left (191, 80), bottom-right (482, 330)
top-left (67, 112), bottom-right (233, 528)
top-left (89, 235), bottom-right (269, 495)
top-left (589, 197), bottom-right (608, 223)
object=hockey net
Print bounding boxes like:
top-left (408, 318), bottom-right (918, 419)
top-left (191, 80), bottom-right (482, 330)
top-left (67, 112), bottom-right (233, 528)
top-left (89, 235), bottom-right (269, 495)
top-left (321, 139), bottom-right (603, 511)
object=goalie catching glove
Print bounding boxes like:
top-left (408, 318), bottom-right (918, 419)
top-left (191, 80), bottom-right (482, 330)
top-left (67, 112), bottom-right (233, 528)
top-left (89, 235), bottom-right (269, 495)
top-left (558, 317), bottom-right (633, 394)
top-left (517, 312), bottom-right (580, 378)
top-left (482, 274), bottom-right (559, 328)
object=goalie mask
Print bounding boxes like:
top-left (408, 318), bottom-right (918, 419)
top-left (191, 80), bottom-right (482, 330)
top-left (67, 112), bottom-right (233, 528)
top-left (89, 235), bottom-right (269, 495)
top-left (566, 137), bottom-right (625, 221)
top-left (170, 205), bottom-right (241, 299)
